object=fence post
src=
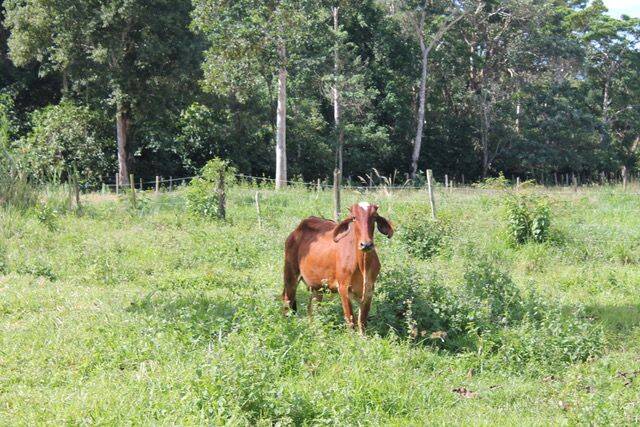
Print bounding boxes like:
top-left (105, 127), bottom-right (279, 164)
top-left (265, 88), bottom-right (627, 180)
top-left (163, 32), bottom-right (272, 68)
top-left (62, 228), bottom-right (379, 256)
top-left (169, 176), bottom-right (173, 192)
top-left (317, 178), bottom-right (321, 192)
top-left (444, 174), bottom-right (449, 190)
top-left (217, 168), bottom-right (226, 220)
top-left (255, 191), bottom-right (262, 228)
top-left (426, 169), bottom-right (436, 220)
top-left (516, 176), bottom-right (520, 190)
top-left (139, 178), bottom-right (143, 191)
top-left (622, 166), bottom-right (628, 191)
top-left (155, 176), bottom-right (160, 194)
top-left (73, 172), bottom-right (81, 211)
top-left (129, 173), bottom-right (137, 208)
top-left (572, 173), bottom-right (578, 192)
top-left (554, 172), bottom-right (558, 187)
top-left (461, 174), bottom-right (465, 187)
top-left (333, 168), bottom-right (341, 222)
top-left (115, 173), bottom-right (120, 195)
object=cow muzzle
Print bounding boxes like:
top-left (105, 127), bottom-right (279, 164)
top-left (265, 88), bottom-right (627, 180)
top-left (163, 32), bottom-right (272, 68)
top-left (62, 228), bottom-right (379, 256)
top-left (359, 241), bottom-right (374, 252)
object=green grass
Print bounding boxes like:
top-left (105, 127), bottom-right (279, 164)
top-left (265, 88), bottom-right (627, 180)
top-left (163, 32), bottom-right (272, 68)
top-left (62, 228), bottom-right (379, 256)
top-left (1, 185), bottom-right (639, 425)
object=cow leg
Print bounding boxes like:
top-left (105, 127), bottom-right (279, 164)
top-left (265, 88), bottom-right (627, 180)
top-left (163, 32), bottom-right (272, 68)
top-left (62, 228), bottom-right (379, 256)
top-left (358, 294), bottom-right (373, 335)
top-left (307, 289), bottom-right (323, 317)
top-left (283, 261), bottom-right (299, 313)
top-left (338, 282), bottom-right (355, 329)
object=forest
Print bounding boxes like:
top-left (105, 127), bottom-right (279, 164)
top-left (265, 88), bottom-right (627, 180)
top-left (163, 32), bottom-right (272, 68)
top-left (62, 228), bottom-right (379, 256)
top-left (1, 0), bottom-right (639, 187)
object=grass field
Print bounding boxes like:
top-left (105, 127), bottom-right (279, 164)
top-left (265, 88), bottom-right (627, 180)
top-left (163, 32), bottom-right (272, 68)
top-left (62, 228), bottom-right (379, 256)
top-left (1, 184), bottom-right (639, 425)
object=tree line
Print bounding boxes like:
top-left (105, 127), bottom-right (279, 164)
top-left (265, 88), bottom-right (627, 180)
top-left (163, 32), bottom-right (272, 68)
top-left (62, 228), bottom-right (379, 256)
top-left (1, 0), bottom-right (639, 186)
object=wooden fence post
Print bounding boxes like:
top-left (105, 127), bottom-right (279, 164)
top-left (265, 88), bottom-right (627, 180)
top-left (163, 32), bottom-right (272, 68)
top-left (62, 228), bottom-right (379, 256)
top-left (317, 178), bottom-right (321, 192)
top-left (333, 168), bottom-right (341, 222)
top-left (444, 174), bottom-right (449, 190)
top-left (622, 166), bottom-right (628, 191)
top-left (516, 176), bottom-right (520, 190)
top-left (572, 173), bottom-right (578, 192)
top-left (155, 176), bottom-right (160, 194)
top-left (426, 169), bottom-right (436, 220)
top-left (139, 177), bottom-right (143, 191)
top-left (115, 173), bottom-right (120, 195)
top-left (73, 173), bottom-right (81, 211)
top-left (217, 168), bottom-right (226, 220)
top-left (255, 191), bottom-right (262, 228)
top-left (169, 176), bottom-right (173, 192)
top-left (461, 174), bottom-right (465, 186)
top-left (129, 173), bottom-right (137, 208)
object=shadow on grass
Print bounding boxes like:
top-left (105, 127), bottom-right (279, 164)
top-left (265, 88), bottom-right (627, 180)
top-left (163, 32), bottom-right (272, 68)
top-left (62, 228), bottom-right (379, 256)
top-left (127, 291), bottom-right (238, 343)
top-left (587, 303), bottom-right (640, 336)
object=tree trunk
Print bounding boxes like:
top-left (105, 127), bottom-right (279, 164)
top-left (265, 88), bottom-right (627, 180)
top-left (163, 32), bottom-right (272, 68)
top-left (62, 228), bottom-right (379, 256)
top-left (411, 44), bottom-right (429, 180)
top-left (480, 92), bottom-right (490, 178)
top-left (275, 43), bottom-right (287, 190)
top-left (332, 7), bottom-right (343, 174)
top-left (116, 100), bottom-right (131, 185)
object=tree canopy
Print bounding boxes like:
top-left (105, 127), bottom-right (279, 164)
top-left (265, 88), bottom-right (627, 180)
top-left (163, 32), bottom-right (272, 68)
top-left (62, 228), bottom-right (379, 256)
top-left (1, 0), bottom-right (639, 185)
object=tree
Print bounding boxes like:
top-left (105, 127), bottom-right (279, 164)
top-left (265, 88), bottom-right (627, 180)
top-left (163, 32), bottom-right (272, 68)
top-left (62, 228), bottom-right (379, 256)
top-left (388, 0), bottom-right (472, 179)
top-left (192, 0), bottom-right (325, 189)
top-left (4, 0), bottom-right (202, 184)
top-left (568, 0), bottom-right (640, 168)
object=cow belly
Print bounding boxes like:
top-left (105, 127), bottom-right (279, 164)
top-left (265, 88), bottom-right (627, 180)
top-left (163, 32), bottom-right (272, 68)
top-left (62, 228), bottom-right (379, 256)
top-left (298, 241), bottom-right (337, 291)
top-left (299, 261), bottom-right (337, 290)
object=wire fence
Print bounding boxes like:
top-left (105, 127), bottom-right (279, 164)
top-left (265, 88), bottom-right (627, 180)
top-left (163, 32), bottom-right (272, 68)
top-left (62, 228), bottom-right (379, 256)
top-left (82, 171), bottom-right (633, 194)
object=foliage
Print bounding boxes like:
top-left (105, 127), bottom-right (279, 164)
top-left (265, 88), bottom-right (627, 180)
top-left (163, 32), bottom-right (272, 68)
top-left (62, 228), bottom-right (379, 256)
top-left (1, 1), bottom-right (639, 182)
top-left (504, 194), bottom-right (551, 244)
top-left (399, 211), bottom-right (451, 259)
top-left (474, 172), bottom-right (510, 189)
top-left (185, 158), bottom-right (237, 218)
top-left (0, 185), bottom-right (634, 424)
top-left (15, 101), bottom-right (112, 185)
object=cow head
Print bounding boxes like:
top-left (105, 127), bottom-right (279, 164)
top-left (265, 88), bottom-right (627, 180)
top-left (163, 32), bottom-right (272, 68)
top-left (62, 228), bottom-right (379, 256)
top-left (333, 202), bottom-right (394, 251)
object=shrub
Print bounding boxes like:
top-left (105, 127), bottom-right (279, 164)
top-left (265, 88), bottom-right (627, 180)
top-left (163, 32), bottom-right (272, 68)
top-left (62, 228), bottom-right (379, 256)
top-left (0, 95), bottom-right (37, 208)
top-left (474, 172), bottom-right (510, 189)
top-left (373, 261), bottom-right (603, 371)
top-left (371, 266), bottom-right (481, 350)
top-left (34, 201), bottom-right (60, 231)
top-left (15, 101), bottom-right (113, 185)
top-left (504, 194), bottom-right (551, 244)
top-left (399, 212), bottom-right (451, 259)
top-left (185, 158), bottom-right (237, 218)
top-left (463, 261), bottom-right (524, 325)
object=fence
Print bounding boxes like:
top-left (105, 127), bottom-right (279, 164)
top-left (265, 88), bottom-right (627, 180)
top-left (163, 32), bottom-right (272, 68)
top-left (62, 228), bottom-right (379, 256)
top-left (71, 166), bottom-right (640, 225)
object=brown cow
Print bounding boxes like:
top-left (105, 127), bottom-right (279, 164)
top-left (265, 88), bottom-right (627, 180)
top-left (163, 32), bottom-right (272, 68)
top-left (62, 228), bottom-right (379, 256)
top-left (283, 202), bottom-right (393, 334)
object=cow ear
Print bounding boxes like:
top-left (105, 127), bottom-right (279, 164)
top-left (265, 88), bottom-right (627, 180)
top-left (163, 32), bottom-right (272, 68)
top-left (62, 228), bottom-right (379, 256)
top-left (333, 218), bottom-right (353, 242)
top-left (375, 215), bottom-right (394, 238)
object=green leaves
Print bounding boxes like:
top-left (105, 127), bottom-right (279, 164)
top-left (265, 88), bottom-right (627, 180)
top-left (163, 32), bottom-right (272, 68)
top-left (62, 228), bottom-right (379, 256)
top-left (504, 194), bottom-right (551, 245)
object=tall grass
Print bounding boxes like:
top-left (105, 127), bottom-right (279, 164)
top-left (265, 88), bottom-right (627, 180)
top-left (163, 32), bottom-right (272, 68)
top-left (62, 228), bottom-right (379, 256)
top-left (0, 183), bottom-right (638, 424)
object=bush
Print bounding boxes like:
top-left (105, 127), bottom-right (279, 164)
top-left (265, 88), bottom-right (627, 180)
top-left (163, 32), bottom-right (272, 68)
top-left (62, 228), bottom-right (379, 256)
top-left (15, 101), bottom-right (113, 185)
top-left (474, 172), bottom-right (510, 189)
top-left (504, 194), bottom-right (551, 244)
top-left (185, 158), bottom-right (237, 218)
top-left (463, 261), bottom-right (524, 325)
top-left (399, 212), bottom-right (451, 259)
top-left (372, 261), bottom-right (603, 371)
top-left (0, 94), bottom-right (36, 208)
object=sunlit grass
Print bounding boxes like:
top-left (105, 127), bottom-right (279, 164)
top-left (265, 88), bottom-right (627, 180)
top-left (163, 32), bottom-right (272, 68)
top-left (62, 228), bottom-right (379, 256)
top-left (0, 184), bottom-right (638, 424)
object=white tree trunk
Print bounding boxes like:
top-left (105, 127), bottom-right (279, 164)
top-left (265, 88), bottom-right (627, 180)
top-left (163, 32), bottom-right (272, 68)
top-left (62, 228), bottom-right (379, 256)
top-left (275, 44), bottom-right (287, 190)
top-left (333, 7), bottom-right (343, 173)
top-left (116, 100), bottom-right (130, 184)
top-left (411, 45), bottom-right (429, 180)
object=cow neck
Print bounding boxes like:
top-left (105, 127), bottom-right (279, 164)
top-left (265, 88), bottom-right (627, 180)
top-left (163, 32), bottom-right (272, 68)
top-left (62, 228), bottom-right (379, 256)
top-left (352, 224), bottom-right (374, 298)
